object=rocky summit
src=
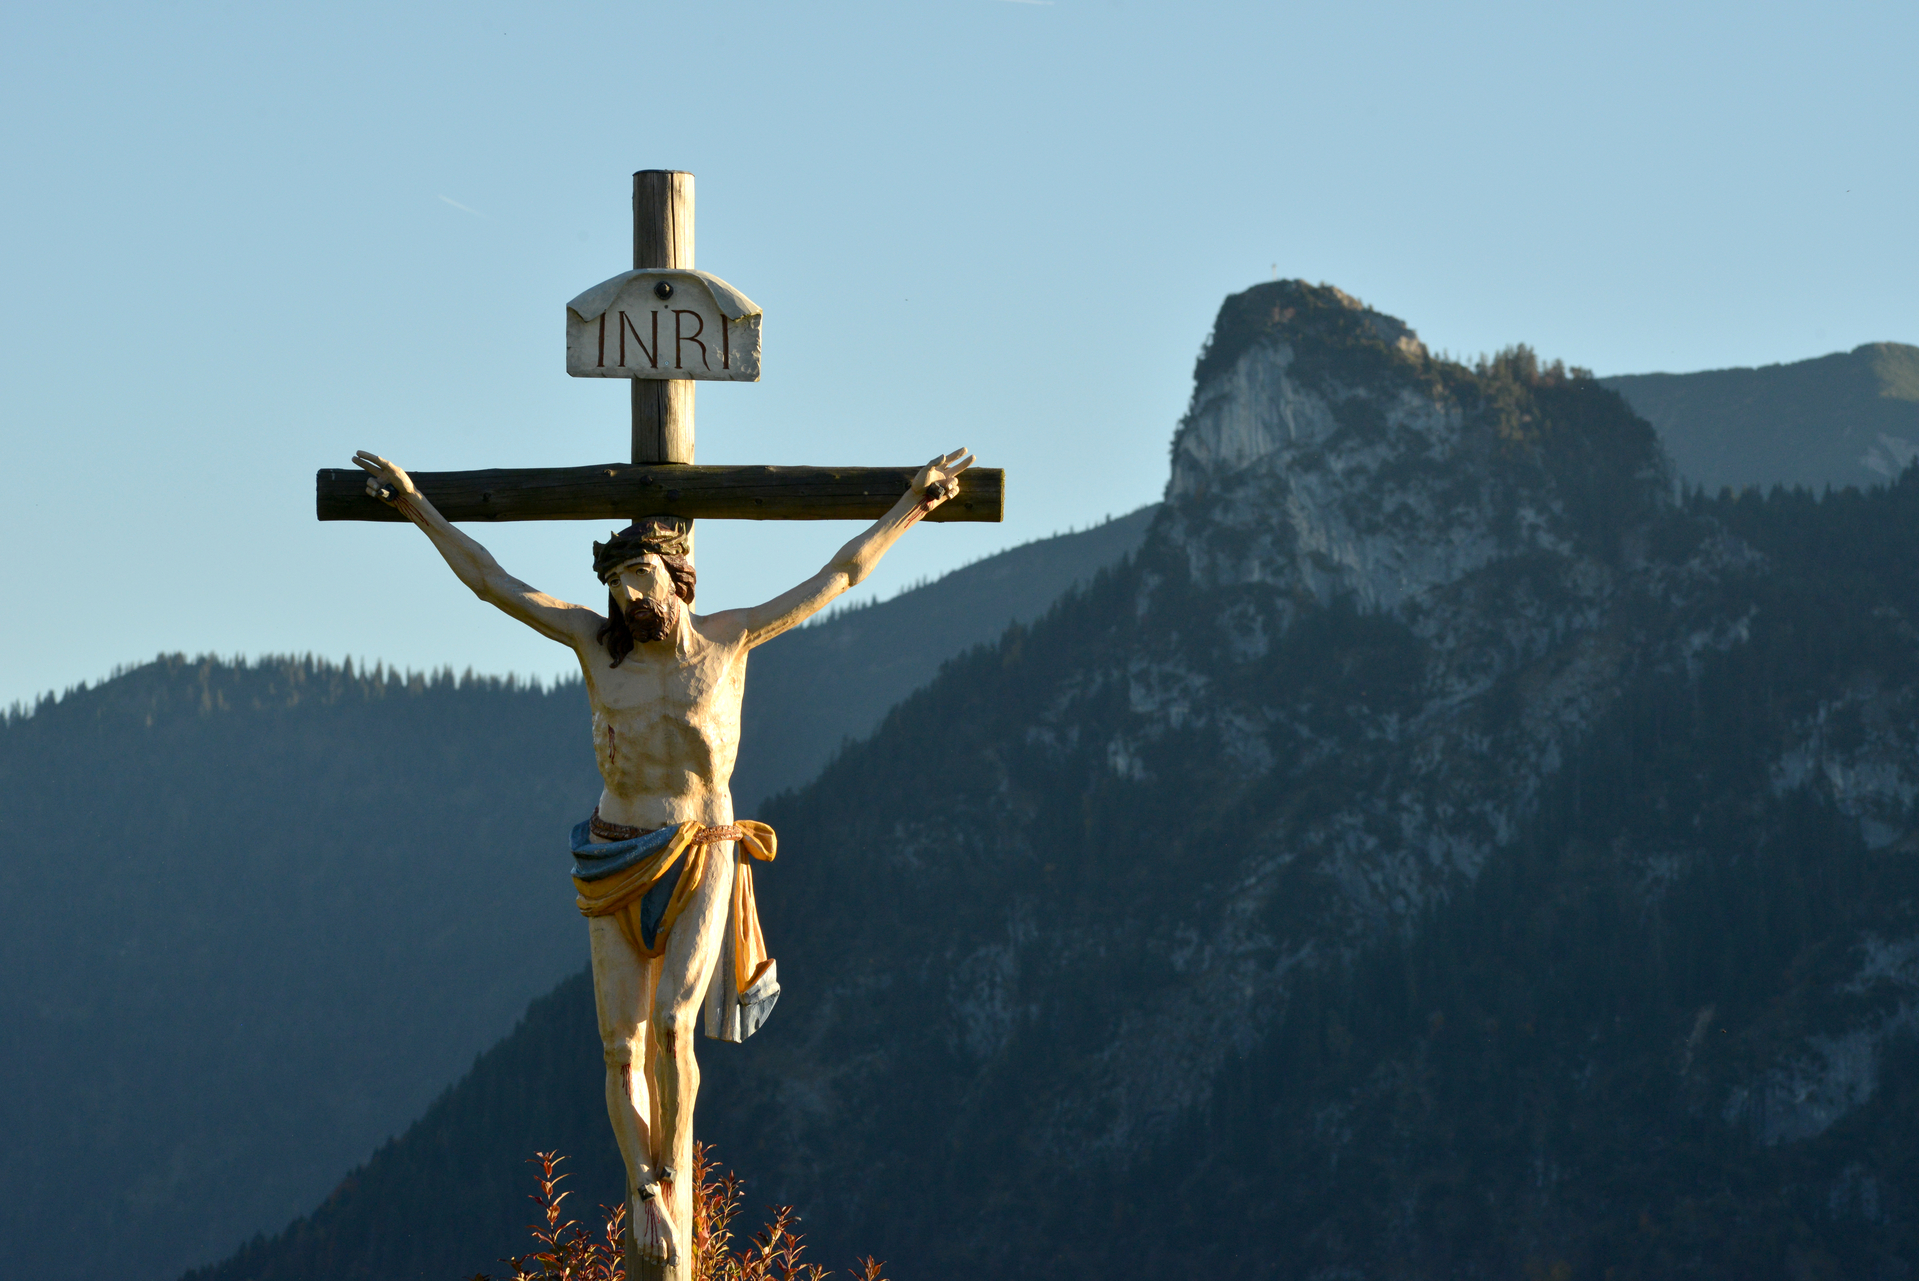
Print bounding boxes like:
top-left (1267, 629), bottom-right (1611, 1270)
top-left (195, 282), bottom-right (1919, 1281)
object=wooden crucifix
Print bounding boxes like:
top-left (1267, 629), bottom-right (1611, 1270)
top-left (317, 170), bottom-right (1002, 1281)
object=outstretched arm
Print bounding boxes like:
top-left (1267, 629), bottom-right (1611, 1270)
top-left (352, 451), bottom-right (603, 650)
top-left (719, 448), bottom-right (977, 649)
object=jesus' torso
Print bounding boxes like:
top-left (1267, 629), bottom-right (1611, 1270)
top-left (578, 610), bottom-right (748, 831)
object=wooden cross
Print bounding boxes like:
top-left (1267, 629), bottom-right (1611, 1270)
top-left (316, 169), bottom-right (1004, 533)
top-left (314, 170), bottom-right (1000, 1281)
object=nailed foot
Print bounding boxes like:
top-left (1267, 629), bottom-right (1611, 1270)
top-left (634, 1182), bottom-right (680, 1266)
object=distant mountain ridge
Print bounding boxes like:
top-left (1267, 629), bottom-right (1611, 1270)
top-left (187, 281), bottom-right (1919, 1280)
top-left (1604, 341), bottom-right (1919, 493)
top-left (0, 659), bottom-right (597, 1281)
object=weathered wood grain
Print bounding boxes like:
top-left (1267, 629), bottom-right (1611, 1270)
top-left (632, 170), bottom-right (695, 465)
top-left (315, 464), bottom-right (1005, 523)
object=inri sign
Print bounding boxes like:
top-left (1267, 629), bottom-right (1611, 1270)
top-left (566, 269), bottom-right (763, 382)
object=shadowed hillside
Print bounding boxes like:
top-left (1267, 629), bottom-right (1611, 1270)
top-left (732, 505), bottom-right (1154, 807)
top-left (0, 659), bottom-right (598, 1281)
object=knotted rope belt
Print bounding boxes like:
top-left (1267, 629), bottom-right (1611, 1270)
top-left (588, 809), bottom-right (752, 845)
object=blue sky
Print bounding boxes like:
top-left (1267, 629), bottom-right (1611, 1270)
top-left (2, 0), bottom-right (1912, 709)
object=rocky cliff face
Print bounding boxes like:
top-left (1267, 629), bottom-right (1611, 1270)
top-left (193, 283), bottom-right (1919, 1281)
top-left (813, 283), bottom-right (1667, 1168)
top-left (1167, 284), bottom-right (1627, 611)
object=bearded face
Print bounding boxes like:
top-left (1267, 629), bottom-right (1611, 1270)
top-left (597, 552), bottom-right (698, 666)
top-left (623, 592), bottom-right (681, 644)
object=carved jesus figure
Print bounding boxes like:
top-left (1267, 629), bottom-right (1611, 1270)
top-left (350, 447), bottom-right (975, 1270)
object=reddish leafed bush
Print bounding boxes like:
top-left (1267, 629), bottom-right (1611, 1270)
top-left (474, 1146), bottom-right (884, 1281)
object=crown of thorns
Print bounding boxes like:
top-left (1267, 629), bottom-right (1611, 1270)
top-left (592, 517), bottom-right (691, 580)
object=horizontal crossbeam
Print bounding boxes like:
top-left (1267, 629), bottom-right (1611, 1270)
top-left (315, 463), bottom-right (1004, 524)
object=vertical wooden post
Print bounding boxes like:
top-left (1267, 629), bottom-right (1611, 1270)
top-left (628, 171), bottom-right (694, 1281)
top-left (632, 170), bottom-right (696, 466)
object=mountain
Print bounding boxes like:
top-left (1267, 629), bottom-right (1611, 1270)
top-left (195, 281), bottom-right (1919, 1280)
top-left (0, 512), bottom-right (1150, 1281)
top-left (1604, 342), bottom-right (1919, 494)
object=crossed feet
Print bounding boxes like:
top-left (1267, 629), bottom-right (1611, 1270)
top-left (633, 1172), bottom-right (681, 1266)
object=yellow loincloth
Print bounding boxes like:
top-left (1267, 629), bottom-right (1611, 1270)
top-left (573, 820), bottom-right (779, 1042)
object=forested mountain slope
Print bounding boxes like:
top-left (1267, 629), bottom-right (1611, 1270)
top-left (1605, 341), bottom-right (1919, 494)
top-left (198, 282), bottom-right (1919, 1281)
top-left (0, 661), bottom-right (598, 1281)
top-left (732, 504), bottom-right (1154, 805)
top-left (0, 515), bottom-right (1148, 1281)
